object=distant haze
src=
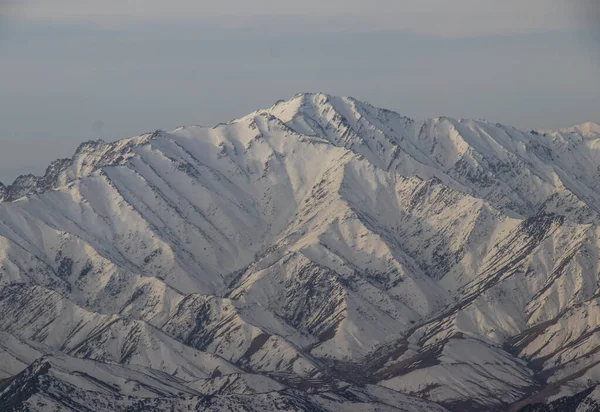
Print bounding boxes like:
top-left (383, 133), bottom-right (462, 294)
top-left (0, 0), bottom-right (598, 183)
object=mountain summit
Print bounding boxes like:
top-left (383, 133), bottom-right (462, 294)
top-left (1, 94), bottom-right (600, 411)
top-left (558, 121), bottom-right (600, 138)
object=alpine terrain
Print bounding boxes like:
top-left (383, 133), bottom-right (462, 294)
top-left (1, 93), bottom-right (600, 411)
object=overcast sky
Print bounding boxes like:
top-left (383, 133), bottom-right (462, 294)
top-left (0, 0), bottom-right (599, 183)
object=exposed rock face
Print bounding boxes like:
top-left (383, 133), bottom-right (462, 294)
top-left (1, 94), bottom-right (600, 411)
top-left (517, 386), bottom-right (600, 412)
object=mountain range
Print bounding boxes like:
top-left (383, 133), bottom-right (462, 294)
top-left (1, 93), bottom-right (600, 411)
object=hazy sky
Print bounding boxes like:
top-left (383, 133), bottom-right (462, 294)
top-left (0, 0), bottom-right (599, 183)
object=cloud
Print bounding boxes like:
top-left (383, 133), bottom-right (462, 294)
top-left (3, 0), bottom-right (581, 37)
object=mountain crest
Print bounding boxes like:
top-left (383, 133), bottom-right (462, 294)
top-left (1, 95), bottom-right (600, 411)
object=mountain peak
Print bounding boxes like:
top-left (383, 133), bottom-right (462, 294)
top-left (562, 121), bottom-right (600, 138)
top-left (541, 121), bottom-right (600, 139)
top-left (0, 134), bottom-right (151, 202)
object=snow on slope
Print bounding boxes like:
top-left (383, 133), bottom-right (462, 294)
top-left (0, 93), bottom-right (599, 411)
top-left (555, 122), bottom-right (600, 139)
top-left (0, 351), bottom-right (450, 412)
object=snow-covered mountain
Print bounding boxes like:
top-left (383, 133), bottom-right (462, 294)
top-left (0, 93), bottom-right (599, 411)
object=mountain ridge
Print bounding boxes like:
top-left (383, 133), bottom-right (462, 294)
top-left (1, 93), bottom-right (597, 204)
top-left (0, 93), bottom-right (600, 411)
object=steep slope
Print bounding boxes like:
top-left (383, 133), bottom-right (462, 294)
top-left (0, 93), bottom-right (599, 411)
top-left (516, 385), bottom-right (600, 412)
top-left (0, 352), bottom-right (450, 412)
